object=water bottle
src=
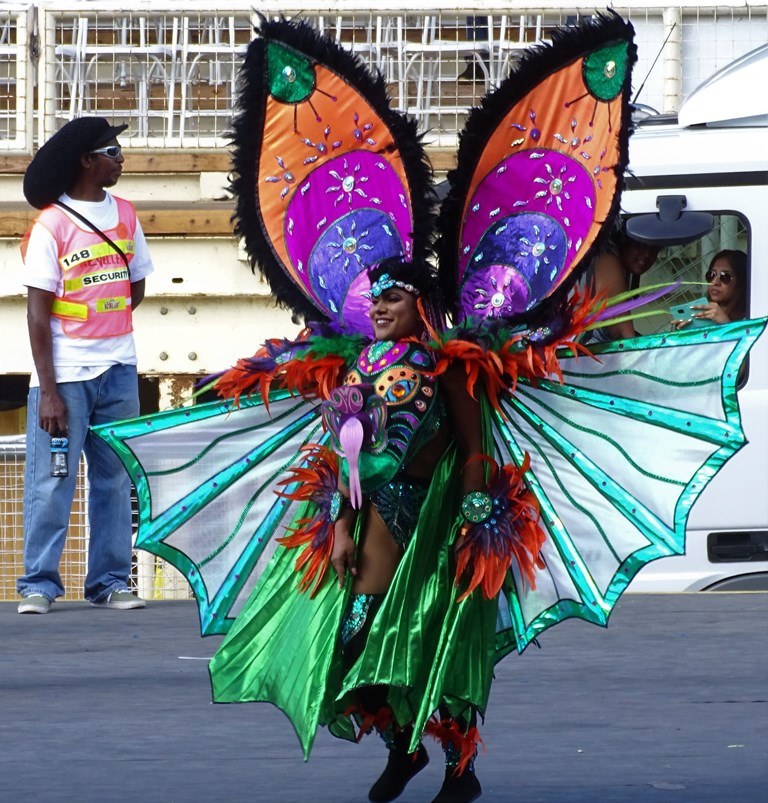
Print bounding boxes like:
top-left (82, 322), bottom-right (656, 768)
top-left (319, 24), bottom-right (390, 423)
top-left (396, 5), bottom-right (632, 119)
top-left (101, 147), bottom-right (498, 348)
top-left (50, 437), bottom-right (69, 478)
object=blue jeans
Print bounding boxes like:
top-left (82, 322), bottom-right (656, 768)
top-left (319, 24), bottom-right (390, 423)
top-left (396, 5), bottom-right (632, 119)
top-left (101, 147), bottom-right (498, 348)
top-left (17, 364), bottom-right (139, 602)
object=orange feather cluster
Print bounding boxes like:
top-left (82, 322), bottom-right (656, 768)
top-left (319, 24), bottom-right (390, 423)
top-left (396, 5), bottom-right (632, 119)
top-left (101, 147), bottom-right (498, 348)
top-left (279, 354), bottom-right (350, 401)
top-left (213, 344), bottom-right (276, 406)
top-left (514, 284), bottom-right (606, 386)
top-left (432, 286), bottom-right (605, 411)
top-left (425, 716), bottom-right (485, 776)
top-left (275, 445), bottom-right (340, 596)
top-left (454, 455), bottom-right (546, 602)
top-left (214, 347), bottom-right (348, 408)
top-left (343, 704), bottom-right (395, 742)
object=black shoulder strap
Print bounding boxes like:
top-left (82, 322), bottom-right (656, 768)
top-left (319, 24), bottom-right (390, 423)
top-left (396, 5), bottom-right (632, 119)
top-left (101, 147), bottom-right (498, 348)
top-left (54, 200), bottom-right (132, 277)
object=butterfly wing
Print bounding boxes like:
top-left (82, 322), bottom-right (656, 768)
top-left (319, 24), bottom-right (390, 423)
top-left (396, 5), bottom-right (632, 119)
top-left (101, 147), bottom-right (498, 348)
top-left (489, 319), bottom-right (766, 655)
top-left (232, 18), bottom-right (435, 334)
top-left (92, 391), bottom-right (323, 636)
top-left (438, 12), bottom-right (636, 324)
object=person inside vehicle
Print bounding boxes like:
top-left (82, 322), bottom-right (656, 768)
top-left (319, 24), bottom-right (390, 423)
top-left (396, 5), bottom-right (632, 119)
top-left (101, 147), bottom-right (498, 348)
top-left (583, 228), bottom-right (661, 342)
top-left (687, 249), bottom-right (747, 325)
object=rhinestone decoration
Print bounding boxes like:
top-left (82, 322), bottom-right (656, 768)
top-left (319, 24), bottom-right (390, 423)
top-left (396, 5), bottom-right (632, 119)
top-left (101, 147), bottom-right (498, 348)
top-left (282, 66), bottom-right (296, 83)
top-left (461, 491), bottom-right (493, 524)
top-left (329, 490), bottom-right (343, 522)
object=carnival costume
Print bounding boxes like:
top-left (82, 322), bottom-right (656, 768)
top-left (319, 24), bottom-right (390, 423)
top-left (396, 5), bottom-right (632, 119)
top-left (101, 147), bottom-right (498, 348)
top-left (94, 12), bottom-right (766, 795)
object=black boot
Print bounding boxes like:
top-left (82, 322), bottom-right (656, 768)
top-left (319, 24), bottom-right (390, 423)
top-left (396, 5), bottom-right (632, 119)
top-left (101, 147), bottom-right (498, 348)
top-left (368, 739), bottom-right (429, 802)
top-left (429, 710), bottom-right (482, 803)
top-left (431, 766), bottom-right (482, 803)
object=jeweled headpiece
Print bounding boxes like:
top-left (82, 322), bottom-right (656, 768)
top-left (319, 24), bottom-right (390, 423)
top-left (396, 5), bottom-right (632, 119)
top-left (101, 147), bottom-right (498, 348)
top-left (363, 273), bottom-right (420, 299)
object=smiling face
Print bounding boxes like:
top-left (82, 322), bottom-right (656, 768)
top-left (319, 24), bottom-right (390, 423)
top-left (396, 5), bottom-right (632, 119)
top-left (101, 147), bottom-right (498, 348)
top-left (368, 287), bottom-right (421, 341)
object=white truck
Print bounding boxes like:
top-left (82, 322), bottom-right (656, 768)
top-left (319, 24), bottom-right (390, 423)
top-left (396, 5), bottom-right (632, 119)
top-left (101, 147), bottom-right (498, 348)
top-left (624, 44), bottom-right (768, 591)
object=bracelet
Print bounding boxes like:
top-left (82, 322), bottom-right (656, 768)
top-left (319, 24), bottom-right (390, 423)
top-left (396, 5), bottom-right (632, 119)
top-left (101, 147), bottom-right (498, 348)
top-left (460, 491), bottom-right (493, 524)
top-left (329, 490), bottom-right (352, 522)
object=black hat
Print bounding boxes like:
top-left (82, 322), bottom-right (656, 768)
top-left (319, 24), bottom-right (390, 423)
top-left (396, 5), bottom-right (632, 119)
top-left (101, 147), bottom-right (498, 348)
top-left (23, 117), bottom-right (128, 209)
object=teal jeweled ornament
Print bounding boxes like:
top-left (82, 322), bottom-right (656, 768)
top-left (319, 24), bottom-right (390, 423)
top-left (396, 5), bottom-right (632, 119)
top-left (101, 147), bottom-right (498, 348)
top-left (329, 489), bottom-right (343, 522)
top-left (461, 491), bottom-right (493, 524)
top-left (582, 41), bottom-right (629, 101)
top-left (267, 41), bottom-right (316, 103)
top-left (341, 593), bottom-right (376, 646)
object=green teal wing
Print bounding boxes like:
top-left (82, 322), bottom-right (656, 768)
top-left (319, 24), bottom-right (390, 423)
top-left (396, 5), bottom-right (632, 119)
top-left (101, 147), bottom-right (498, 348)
top-left (92, 390), bottom-right (322, 635)
top-left (491, 319), bottom-right (766, 656)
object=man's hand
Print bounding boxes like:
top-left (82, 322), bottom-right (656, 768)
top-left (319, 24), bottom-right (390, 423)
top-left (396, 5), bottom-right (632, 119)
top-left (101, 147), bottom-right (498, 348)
top-left (39, 387), bottom-right (68, 435)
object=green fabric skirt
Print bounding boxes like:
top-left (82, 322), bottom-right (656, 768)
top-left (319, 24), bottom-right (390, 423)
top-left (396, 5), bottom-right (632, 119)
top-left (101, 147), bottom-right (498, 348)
top-left (209, 443), bottom-right (499, 758)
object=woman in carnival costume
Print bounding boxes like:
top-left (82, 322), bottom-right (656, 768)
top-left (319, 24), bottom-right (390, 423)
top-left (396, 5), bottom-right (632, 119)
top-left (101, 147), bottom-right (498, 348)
top-left (93, 13), bottom-right (765, 803)
top-left (212, 254), bottom-right (506, 803)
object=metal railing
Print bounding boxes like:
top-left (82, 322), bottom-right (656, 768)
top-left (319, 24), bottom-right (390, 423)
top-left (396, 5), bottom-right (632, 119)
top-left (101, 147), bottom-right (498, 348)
top-left (0, 2), bottom-right (766, 152)
top-left (0, 3), bottom-right (34, 150)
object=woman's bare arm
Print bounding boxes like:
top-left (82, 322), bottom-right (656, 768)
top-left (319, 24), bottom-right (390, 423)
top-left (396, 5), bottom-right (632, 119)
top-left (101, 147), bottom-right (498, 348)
top-left (440, 362), bottom-right (485, 493)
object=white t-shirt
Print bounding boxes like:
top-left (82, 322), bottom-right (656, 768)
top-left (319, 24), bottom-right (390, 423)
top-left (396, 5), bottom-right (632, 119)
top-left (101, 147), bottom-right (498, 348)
top-left (23, 192), bottom-right (154, 386)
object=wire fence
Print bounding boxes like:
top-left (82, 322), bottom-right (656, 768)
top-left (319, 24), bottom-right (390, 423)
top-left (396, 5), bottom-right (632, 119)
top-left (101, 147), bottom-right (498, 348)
top-left (0, 435), bottom-right (192, 601)
top-left (1, 2), bottom-right (766, 151)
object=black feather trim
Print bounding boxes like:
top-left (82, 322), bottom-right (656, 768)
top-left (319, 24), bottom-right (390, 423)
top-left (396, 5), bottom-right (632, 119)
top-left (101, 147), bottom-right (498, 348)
top-left (436, 11), bottom-right (637, 329)
top-left (229, 16), bottom-right (436, 324)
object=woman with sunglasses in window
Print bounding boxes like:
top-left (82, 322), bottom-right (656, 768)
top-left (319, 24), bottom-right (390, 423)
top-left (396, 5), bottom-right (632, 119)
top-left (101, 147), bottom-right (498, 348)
top-left (693, 250), bottom-right (748, 325)
top-left (672, 250), bottom-right (748, 330)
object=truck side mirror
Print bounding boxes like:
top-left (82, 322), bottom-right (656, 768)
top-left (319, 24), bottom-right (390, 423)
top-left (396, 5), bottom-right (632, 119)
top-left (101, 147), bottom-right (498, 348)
top-left (625, 195), bottom-right (714, 246)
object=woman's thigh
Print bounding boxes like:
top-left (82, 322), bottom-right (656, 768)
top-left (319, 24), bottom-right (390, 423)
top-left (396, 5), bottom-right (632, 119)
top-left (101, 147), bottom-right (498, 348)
top-left (352, 504), bottom-right (402, 595)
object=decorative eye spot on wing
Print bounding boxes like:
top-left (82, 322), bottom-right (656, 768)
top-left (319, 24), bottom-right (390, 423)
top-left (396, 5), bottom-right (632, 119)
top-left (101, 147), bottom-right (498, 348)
top-left (457, 147), bottom-right (589, 322)
top-left (308, 208), bottom-right (404, 329)
top-left (581, 41), bottom-right (631, 102)
top-left (267, 42), bottom-right (316, 103)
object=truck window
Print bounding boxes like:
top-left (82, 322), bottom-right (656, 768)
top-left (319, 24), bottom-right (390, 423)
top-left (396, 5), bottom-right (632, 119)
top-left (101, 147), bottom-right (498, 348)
top-left (633, 213), bottom-right (750, 337)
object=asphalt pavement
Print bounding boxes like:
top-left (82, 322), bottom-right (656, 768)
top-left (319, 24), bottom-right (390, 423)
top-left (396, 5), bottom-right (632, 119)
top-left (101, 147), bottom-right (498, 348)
top-left (1, 593), bottom-right (766, 802)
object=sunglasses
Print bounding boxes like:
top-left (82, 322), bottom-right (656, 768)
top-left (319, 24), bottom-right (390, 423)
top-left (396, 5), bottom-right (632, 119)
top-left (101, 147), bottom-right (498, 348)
top-left (90, 145), bottom-right (122, 159)
top-left (705, 269), bottom-right (734, 285)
